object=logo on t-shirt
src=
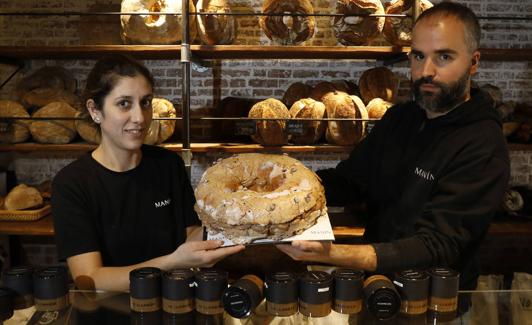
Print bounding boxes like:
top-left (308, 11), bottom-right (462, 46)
top-left (155, 198), bottom-right (171, 208)
top-left (414, 167), bottom-right (435, 181)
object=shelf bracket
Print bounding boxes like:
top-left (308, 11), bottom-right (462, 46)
top-left (0, 56), bottom-right (25, 90)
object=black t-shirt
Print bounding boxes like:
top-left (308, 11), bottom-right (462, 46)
top-left (52, 145), bottom-right (200, 266)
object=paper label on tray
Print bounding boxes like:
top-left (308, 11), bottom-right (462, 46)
top-left (206, 213), bottom-right (335, 247)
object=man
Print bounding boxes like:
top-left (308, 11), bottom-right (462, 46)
top-left (277, 2), bottom-right (510, 290)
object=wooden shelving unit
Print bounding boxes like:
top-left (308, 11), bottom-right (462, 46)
top-left (0, 45), bottom-right (530, 61)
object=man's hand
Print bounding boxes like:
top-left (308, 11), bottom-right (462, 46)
top-left (276, 241), bottom-right (377, 271)
top-left (275, 240), bottom-right (332, 263)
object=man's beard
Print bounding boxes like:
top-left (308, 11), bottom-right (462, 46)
top-left (412, 70), bottom-right (470, 114)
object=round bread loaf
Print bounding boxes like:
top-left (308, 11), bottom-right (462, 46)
top-left (366, 98), bottom-right (393, 119)
top-left (120, 0), bottom-right (197, 44)
top-left (0, 100), bottom-right (30, 143)
top-left (289, 98), bottom-right (326, 145)
top-left (16, 66), bottom-right (77, 98)
top-left (30, 102), bottom-right (77, 144)
top-left (144, 98), bottom-right (177, 145)
top-left (196, 0), bottom-right (236, 45)
top-left (249, 98), bottom-right (290, 146)
top-left (259, 0), bottom-right (315, 45)
top-left (4, 184), bottom-right (43, 211)
top-left (383, 0), bottom-right (433, 47)
top-left (194, 153), bottom-right (326, 244)
top-left (323, 91), bottom-right (367, 145)
top-left (282, 82), bottom-right (312, 108)
top-left (359, 66), bottom-right (399, 104)
top-left (333, 0), bottom-right (385, 46)
top-left (75, 111), bottom-right (101, 144)
top-left (21, 87), bottom-right (82, 110)
top-left (333, 80), bottom-right (360, 96)
top-left (309, 81), bottom-right (337, 102)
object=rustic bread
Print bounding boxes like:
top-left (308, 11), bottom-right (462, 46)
top-left (30, 101), bottom-right (77, 144)
top-left (260, 0), bottom-right (315, 45)
top-left (21, 87), bottom-right (82, 110)
top-left (121, 0), bottom-right (197, 44)
top-left (323, 91), bottom-right (367, 145)
top-left (383, 0), bottom-right (433, 46)
top-left (75, 111), bottom-right (101, 144)
top-left (333, 80), bottom-right (360, 96)
top-left (0, 100), bottom-right (31, 143)
top-left (289, 98), bottom-right (326, 145)
top-left (366, 98), bottom-right (393, 119)
top-left (282, 82), bottom-right (312, 108)
top-left (359, 66), bottom-right (399, 104)
top-left (196, 0), bottom-right (236, 45)
top-left (4, 184), bottom-right (43, 211)
top-left (249, 98), bottom-right (290, 146)
top-left (16, 66), bottom-right (77, 98)
top-left (144, 98), bottom-right (177, 145)
top-left (333, 0), bottom-right (385, 46)
top-left (309, 81), bottom-right (338, 102)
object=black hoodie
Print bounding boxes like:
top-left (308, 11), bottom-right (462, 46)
top-left (317, 89), bottom-right (510, 289)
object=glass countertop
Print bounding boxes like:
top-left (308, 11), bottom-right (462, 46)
top-left (4, 289), bottom-right (532, 325)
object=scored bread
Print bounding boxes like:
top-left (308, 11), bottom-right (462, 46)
top-left (4, 184), bottom-right (43, 211)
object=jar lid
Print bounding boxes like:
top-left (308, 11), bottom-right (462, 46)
top-left (195, 269), bottom-right (228, 301)
top-left (428, 267), bottom-right (459, 299)
top-left (162, 269), bottom-right (195, 300)
top-left (129, 267), bottom-right (162, 299)
top-left (265, 272), bottom-right (298, 304)
top-left (299, 271), bottom-right (333, 304)
top-left (333, 269), bottom-right (364, 301)
top-left (0, 287), bottom-right (14, 321)
top-left (33, 266), bottom-right (69, 300)
top-left (2, 266), bottom-right (34, 296)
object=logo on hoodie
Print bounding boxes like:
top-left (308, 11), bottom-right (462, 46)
top-left (414, 167), bottom-right (435, 181)
top-left (155, 198), bottom-right (171, 208)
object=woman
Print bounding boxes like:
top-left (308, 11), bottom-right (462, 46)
top-left (52, 55), bottom-right (244, 292)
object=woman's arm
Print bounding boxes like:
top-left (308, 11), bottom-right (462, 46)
top-left (68, 236), bottom-right (244, 292)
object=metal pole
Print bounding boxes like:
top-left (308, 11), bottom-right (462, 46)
top-left (181, 0), bottom-right (192, 177)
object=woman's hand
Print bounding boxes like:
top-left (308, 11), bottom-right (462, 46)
top-left (172, 240), bottom-right (245, 268)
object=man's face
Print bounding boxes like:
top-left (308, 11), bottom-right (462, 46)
top-left (410, 16), bottom-right (480, 115)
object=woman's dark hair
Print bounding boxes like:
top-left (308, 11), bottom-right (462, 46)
top-left (82, 55), bottom-right (155, 111)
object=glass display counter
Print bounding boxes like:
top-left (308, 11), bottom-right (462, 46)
top-left (4, 289), bottom-right (531, 325)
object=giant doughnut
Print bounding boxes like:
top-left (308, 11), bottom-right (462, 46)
top-left (194, 153), bottom-right (327, 244)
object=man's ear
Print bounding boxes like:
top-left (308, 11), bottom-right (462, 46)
top-left (470, 50), bottom-right (481, 74)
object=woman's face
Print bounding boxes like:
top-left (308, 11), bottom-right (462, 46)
top-left (92, 74), bottom-right (153, 153)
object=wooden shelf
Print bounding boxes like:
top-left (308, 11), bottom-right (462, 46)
top-left (0, 142), bottom-right (354, 153)
top-left (0, 45), bottom-right (530, 61)
top-left (0, 214), bottom-right (54, 236)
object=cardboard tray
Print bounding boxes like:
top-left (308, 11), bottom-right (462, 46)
top-left (0, 204), bottom-right (51, 221)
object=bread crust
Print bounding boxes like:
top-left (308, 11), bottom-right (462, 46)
top-left (4, 184), bottom-right (43, 211)
top-left (333, 0), bottom-right (385, 46)
top-left (259, 0), bottom-right (315, 45)
top-left (194, 153), bottom-right (326, 244)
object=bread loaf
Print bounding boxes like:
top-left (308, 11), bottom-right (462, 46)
top-left (30, 101), bottom-right (77, 144)
top-left (196, 0), bottom-right (236, 45)
top-left (4, 184), bottom-right (43, 211)
top-left (323, 91), bottom-right (367, 145)
top-left (366, 98), bottom-right (393, 119)
top-left (16, 66), bottom-right (77, 98)
top-left (216, 97), bottom-right (261, 142)
top-left (75, 111), bottom-right (101, 144)
top-left (310, 81), bottom-right (337, 102)
top-left (144, 98), bottom-right (177, 145)
top-left (383, 0), bottom-right (433, 46)
top-left (359, 66), bottom-right (399, 104)
top-left (333, 80), bottom-right (360, 96)
top-left (120, 0), bottom-right (197, 44)
top-left (21, 87), bottom-right (82, 110)
top-left (260, 0), bottom-right (315, 45)
top-left (0, 100), bottom-right (31, 143)
top-left (282, 82), bottom-right (312, 108)
top-left (289, 98), bottom-right (326, 145)
top-left (333, 0), bottom-right (385, 46)
top-left (249, 98), bottom-right (290, 146)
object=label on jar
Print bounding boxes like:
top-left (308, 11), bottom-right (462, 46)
top-left (130, 297), bottom-right (162, 313)
top-left (196, 298), bottom-right (224, 315)
top-left (266, 301), bottom-right (298, 317)
top-left (35, 295), bottom-right (69, 311)
top-left (400, 299), bottom-right (428, 315)
top-left (429, 296), bottom-right (458, 312)
top-left (299, 300), bottom-right (331, 318)
top-left (163, 298), bottom-right (194, 314)
top-left (334, 298), bottom-right (362, 314)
